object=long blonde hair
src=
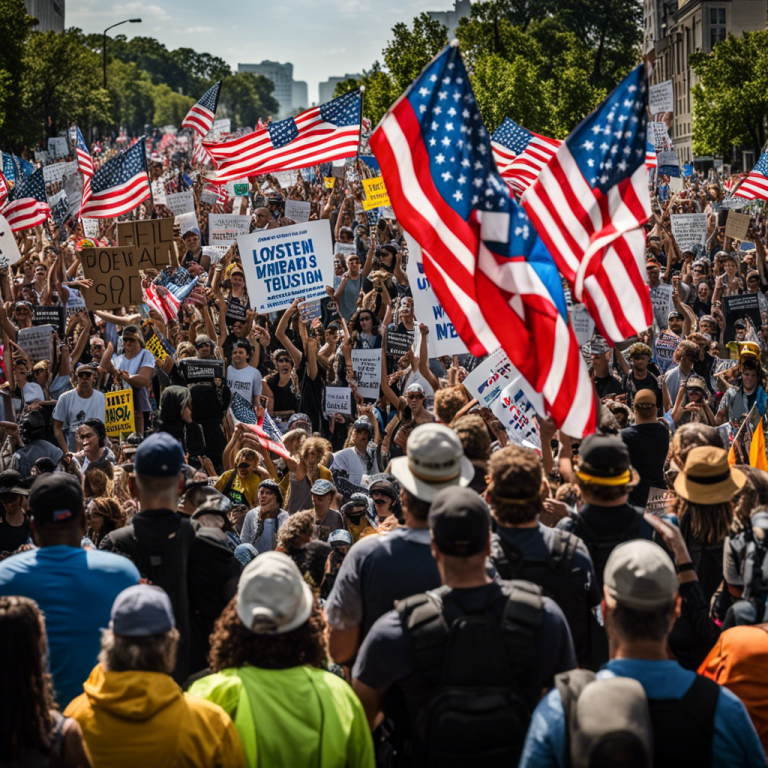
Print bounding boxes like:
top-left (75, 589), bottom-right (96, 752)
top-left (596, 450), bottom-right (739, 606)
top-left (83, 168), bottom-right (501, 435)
top-left (300, 437), bottom-right (331, 485)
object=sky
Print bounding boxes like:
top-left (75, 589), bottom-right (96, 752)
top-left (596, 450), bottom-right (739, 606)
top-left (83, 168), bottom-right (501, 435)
top-left (67, 0), bottom-right (461, 104)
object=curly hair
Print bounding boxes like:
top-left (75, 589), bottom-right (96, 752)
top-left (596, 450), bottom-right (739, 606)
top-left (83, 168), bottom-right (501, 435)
top-left (207, 598), bottom-right (328, 670)
top-left (276, 510), bottom-right (316, 551)
top-left (434, 387), bottom-right (468, 425)
top-left (452, 414), bottom-right (491, 462)
top-left (488, 445), bottom-right (544, 525)
top-left (86, 497), bottom-right (126, 546)
top-left (299, 437), bottom-right (331, 486)
top-left (674, 340), bottom-right (700, 364)
top-left (0, 597), bottom-right (56, 761)
top-left (349, 307), bottom-right (381, 344)
top-left (670, 423), bottom-right (723, 471)
top-left (628, 342), bottom-right (652, 358)
top-left (234, 447), bottom-right (259, 466)
top-left (176, 341), bottom-right (196, 360)
top-left (84, 466), bottom-right (113, 499)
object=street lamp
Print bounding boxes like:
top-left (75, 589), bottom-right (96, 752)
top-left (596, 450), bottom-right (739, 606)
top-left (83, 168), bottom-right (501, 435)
top-left (103, 18), bottom-right (142, 89)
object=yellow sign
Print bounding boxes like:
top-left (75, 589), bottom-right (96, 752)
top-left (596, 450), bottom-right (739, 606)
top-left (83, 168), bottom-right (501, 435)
top-left (362, 177), bottom-right (391, 211)
top-left (324, 177), bottom-right (336, 189)
top-left (145, 333), bottom-right (168, 363)
top-left (105, 388), bottom-right (135, 437)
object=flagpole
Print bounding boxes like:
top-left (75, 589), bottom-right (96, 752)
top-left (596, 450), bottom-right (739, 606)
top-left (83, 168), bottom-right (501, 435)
top-left (357, 86), bottom-right (365, 158)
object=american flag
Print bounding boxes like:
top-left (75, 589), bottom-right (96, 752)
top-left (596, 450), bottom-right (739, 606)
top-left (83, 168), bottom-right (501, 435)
top-left (491, 118), bottom-right (561, 196)
top-left (193, 135), bottom-right (214, 167)
top-left (144, 282), bottom-right (181, 324)
top-left (80, 137), bottom-right (150, 219)
top-left (203, 90), bottom-right (362, 184)
top-left (182, 81), bottom-right (222, 136)
top-left (645, 140), bottom-right (657, 171)
top-left (735, 152), bottom-right (768, 200)
top-left (0, 171), bottom-right (8, 207)
top-left (522, 64), bottom-right (653, 345)
top-left (75, 126), bottom-right (94, 213)
top-left (370, 44), bottom-right (596, 437)
top-left (2, 167), bottom-right (51, 232)
top-left (230, 393), bottom-right (292, 459)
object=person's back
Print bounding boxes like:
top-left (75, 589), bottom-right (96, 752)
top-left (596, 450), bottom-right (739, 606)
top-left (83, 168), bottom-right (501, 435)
top-left (621, 405), bottom-right (670, 507)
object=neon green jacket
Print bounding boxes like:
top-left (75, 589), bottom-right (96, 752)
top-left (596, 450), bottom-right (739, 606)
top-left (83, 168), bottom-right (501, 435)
top-left (189, 665), bottom-right (374, 768)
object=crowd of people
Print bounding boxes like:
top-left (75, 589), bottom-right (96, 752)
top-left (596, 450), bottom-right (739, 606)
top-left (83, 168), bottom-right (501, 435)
top-left (2, 127), bottom-right (768, 767)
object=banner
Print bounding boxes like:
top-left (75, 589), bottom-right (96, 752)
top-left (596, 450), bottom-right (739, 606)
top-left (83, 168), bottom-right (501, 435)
top-left (649, 80), bottom-right (674, 114)
top-left (285, 199), bottom-right (310, 223)
top-left (238, 219), bottom-right (334, 312)
top-left (104, 388), bottom-right (135, 437)
top-left (165, 191), bottom-right (196, 217)
top-left (179, 357), bottom-right (225, 383)
top-left (209, 214), bottom-right (251, 246)
top-left (350, 349), bottom-right (381, 400)
top-left (80, 246), bottom-right (141, 310)
top-left (325, 386), bottom-right (352, 415)
top-left (116, 219), bottom-right (174, 270)
top-left (404, 232), bottom-right (468, 357)
top-left (723, 293), bottom-right (761, 343)
top-left (362, 177), bottom-right (391, 210)
top-left (671, 213), bottom-right (707, 253)
top-left (17, 324), bottom-right (53, 363)
top-left (386, 330), bottom-right (414, 358)
top-left (0, 215), bottom-right (22, 265)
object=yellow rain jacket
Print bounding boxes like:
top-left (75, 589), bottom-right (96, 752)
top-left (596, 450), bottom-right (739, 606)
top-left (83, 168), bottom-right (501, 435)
top-left (64, 664), bottom-right (245, 768)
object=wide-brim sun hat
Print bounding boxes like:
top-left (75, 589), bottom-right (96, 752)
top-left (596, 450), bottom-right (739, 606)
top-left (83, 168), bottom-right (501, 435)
top-left (674, 445), bottom-right (746, 504)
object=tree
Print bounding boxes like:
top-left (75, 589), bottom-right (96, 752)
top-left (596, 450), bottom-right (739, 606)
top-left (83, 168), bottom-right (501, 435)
top-left (383, 14), bottom-right (448, 93)
top-left (690, 31), bottom-right (768, 159)
top-left (0, 0), bottom-right (35, 150)
top-left (151, 84), bottom-right (195, 127)
top-left (106, 59), bottom-right (155, 137)
top-left (218, 72), bottom-right (280, 127)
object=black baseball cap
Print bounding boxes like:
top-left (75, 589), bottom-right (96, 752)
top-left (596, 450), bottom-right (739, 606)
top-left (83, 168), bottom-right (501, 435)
top-left (576, 434), bottom-right (632, 485)
top-left (28, 473), bottom-right (83, 525)
top-left (429, 487), bottom-right (490, 557)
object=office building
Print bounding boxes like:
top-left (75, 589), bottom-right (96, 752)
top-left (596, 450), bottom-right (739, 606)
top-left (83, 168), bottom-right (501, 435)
top-left (25, 0), bottom-right (65, 32)
top-left (237, 60), bottom-right (307, 118)
top-left (427, 0), bottom-right (472, 38)
top-left (318, 75), bottom-right (363, 105)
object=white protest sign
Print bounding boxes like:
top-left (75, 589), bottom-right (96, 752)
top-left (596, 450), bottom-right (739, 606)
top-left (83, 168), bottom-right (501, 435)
top-left (47, 137), bottom-right (69, 159)
top-left (649, 121), bottom-right (672, 150)
top-left (165, 191), bottom-right (195, 218)
top-left (238, 219), bottom-right (334, 312)
top-left (18, 324), bottom-right (53, 362)
top-left (671, 213), bottom-right (707, 253)
top-left (201, 188), bottom-right (219, 206)
top-left (273, 170), bottom-right (299, 188)
top-left (227, 179), bottom-right (250, 198)
top-left (209, 118), bottom-right (231, 140)
top-left (570, 304), bottom-right (596, 346)
top-left (202, 245), bottom-right (228, 264)
top-left (151, 180), bottom-right (168, 206)
top-left (35, 150), bottom-right (48, 164)
top-left (176, 211), bottom-right (199, 235)
top-left (334, 241), bottom-right (356, 257)
top-left (325, 386), bottom-right (352, 415)
top-left (43, 161), bottom-right (77, 184)
top-left (494, 380), bottom-right (541, 450)
top-left (721, 198), bottom-right (749, 210)
top-left (0, 214), bottom-right (22, 265)
top-left (649, 283), bottom-right (673, 331)
top-left (351, 349), bottom-right (381, 400)
top-left (285, 199), bottom-right (310, 223)
top-left (81, 218), bottom-right (100, 239)
top-left (404, 232), bottom-right (468, 357)
top-left (209, 214), bottom-right (251, 246)
top-left (649, 80), bottom-right (674, 115)
top-left (63, 171), bottom-right (83, 217)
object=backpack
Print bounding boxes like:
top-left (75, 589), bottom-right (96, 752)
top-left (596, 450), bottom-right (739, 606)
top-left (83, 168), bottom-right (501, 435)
top-left (555, 668), bottom-right (719, 768)
top-left (397, 581), bottom-right (543, 768)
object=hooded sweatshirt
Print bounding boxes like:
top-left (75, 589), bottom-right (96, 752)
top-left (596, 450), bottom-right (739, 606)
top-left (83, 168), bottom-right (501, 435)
top-left (155, 385), bottom-right (206, 460)
top-left (64, 664), bottom-right (245, 768)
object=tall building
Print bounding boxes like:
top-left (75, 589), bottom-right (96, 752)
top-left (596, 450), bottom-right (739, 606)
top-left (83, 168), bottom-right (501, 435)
top-left (25, 0), bottom-right (65, 32)
top-left (646, 0), bottom-right (768, 167)
top-left (427, 0), bottom-right (472, 38)
top-left (318, 75), bottom-right (363, 105)
top-left (238, 61), bottom-right (307, 118)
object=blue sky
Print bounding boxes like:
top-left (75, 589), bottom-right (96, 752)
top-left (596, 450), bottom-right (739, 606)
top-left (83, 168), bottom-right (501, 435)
top-left (68, 0), bottom-right (458, 104)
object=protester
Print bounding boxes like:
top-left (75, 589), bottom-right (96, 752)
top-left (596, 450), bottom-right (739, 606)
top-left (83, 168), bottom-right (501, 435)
top-left (52, 362), bottom-right (106, 454)
top-left (239, 478), bottom-right (288, 553)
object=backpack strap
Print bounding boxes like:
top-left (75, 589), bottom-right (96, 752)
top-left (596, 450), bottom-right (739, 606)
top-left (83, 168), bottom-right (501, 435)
top-left (554, 669), bottom-right (598, 768)
top-left (397, 587), bottom-right (451, 683)
top-left (490, 531), bottom-right (527, 580)
top-left (548, 528), bottom-right (579, 574)
top-left (677, 675), bottom-right (720, 735)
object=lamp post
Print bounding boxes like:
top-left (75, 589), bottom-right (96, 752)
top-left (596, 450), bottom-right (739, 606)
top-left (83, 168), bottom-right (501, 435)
top-left (103, 18), bottom-right (142, 89)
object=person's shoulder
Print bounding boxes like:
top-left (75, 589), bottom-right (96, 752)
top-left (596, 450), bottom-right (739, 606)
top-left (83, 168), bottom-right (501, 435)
top-left (187, 670), bottom-right (244, 714)
top-left (0, 547), bottom-right (38, 581)
top-left (84, 548), bottom-right (140, 578)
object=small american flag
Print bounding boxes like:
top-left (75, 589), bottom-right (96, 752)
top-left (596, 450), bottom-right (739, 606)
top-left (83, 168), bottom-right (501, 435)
top-left (491, 118), bottom-right (561, 196)
top-left (645, 140), bottom-right (657, 171)
top-left (80, 137), bottom-right (150, 219)
top-left (182, 81), bottom-right (222, 136)
top-left (144, 282), bottom-right (181, 324)
top-left (0, 171), bottom-right (8, 207)
top-left (230, 393), bottom-right (291, 459)
top-left (522, 64), bottom-right (653, 345)
top-left (2, 167), bottom-right (51, 232)
top-left (203, 90), bottom-right (362, 184)
top-left (75, 126), bottom-right (94, 211)
top-left (735, 152), bottom-right (768, 200)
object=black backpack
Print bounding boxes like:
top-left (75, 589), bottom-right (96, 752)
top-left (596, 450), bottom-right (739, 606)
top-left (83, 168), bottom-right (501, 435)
top-left (397, 581), bottom-right (543, 768)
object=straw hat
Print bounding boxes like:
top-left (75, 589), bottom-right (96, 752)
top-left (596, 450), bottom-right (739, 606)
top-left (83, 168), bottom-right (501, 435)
top-left (674, 446), bottom-right (746, 504)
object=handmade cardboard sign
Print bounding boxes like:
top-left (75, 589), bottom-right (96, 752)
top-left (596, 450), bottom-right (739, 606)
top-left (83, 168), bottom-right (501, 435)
top-left (116, 218), bottom-right (174, 269)
top-left (725, 211), bottom-right (752, 242)
top-left (80, 246), bottom-right (142, 310)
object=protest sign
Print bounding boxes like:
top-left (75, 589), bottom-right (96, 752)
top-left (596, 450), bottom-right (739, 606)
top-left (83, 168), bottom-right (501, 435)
top-left (721, 198), bottom-right (749, 210)
top-left (324, 177), bottom-right (335, 189)
top-left (334, 241), bottom-right (356, 258)
top-left (176, 212), bottom-right (199, 238)
top-left (32, 306), bottom-right (65, 337)
top-left (386, 331), bottom-right (414, 358)
top-left (81, 218), bottom-right (99, 239)
top-left (35, 150), bottom-right (48, 165)
top-left (145, 333), bottom-right (169, 363)
top-left (285, 199), bottom-right (310, 223)
top-left (362, 177), bottom-right (391, 210)
top-left (80, 246), bottom-right (141, 311)
top-left (104, 389), bottom-right (135, 438)
top-left (299, 299), bottom-right (322, 324)
top-left (657, 149), bottom-right (679, 177)
top-left (725, 211), bottom-right (752, 241)
top-left (202, 245), bottom-right (228, 263)
top-left (649, 283), bottom-right (673, 331)
top-left (494, 380), bottom-right (541, 450)
top-left (0, 215), bottom-right (22, 265)
top-left (351, 349), bottom-right (381, 400)
top-left (47, 137), bottom-right (68, 159)
top-left (671, 213), bottom-right (707, 253)
top-left (273, 170), bottom-right (299, 188)
top-left (325, 386), bottom-right (352, 415)
top-left (645, 486), bottom-right (675, 516)
top-left (200, 188), bottom-right (219, 206)
top-left (715, 358), bottom-right (739, 375)
top-left (63, 171), bottom-right (83, 218)
top-left (179, 357), bottom-right (225, 383)
top-left (209, 214), bottom-right (251, 246)
top-left (165, 190), bottom-right (195, 217)
top-left (227, 179), bottom-right (250, 198)
top-left (404, 232), bottom-right (468, 358)
top-left (238, 219), bottom-right (334, 313)
top-left (209, 118), bottom-right (231, 140)
top-left (649, 80), bottom-right (674, 114)
top-left (570, 304), bottom-right (595, 346)
top-left (723, 293), bottom-right (762, 343)
top-left (116, 219), bottom-right (174, 270)
top-left (654, 331), bottom-right (680, 374)
top-left (43, 161), bottom-right (77, 185)
top-left (18, 324), bottom-right (53, 362)
top-left (151, 180), bottom-right (167, 206)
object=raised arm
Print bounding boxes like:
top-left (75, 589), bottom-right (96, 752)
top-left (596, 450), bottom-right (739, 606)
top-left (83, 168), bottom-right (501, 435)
top-left (417, 324), bottom-right (441, 392)
top-left (274, 298), bottom-right (303, 368)
top-left (379, 322), bottom-right (403, 411)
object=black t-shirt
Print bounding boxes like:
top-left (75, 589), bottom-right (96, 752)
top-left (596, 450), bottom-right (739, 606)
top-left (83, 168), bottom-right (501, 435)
top-left (0, 510), bottom-right (29, 554)
top-left (621, 422), bottom-right (670, 507)
top-left (267, 374), bottom-right (299, 414)
top-left (622, 371), bottom-right (662, 413)
top-left (594, 373), bottom-right (624, 399)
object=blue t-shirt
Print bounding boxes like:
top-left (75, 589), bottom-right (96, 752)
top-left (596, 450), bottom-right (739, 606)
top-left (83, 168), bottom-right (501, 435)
top-left (0, 546), bottom-right (139, 708)
top-left (519, 658), bottom-right (766, 768)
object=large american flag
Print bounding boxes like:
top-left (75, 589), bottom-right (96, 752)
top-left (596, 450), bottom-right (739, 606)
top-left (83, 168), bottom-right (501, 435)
top-left (491, 118), bottom-right (561, 196)
top-left (2, 167), bottom-right (51, 232)
top-left (735, 151), bottom-right (768, 200)
top-left (203, 90), bottom-right (362, 184)
top-left (230, 393), bottom-right (292, 459)
top-left (522, 64), bottom-right (653, 345)
top-left (371, 44), bottom-right (596, 437)
top-left (80, 137), bottom-right (150, 219)
top-left (182, 81), bottom-right (222, 136)
top-left (75, 126), bottom-right (94, 213)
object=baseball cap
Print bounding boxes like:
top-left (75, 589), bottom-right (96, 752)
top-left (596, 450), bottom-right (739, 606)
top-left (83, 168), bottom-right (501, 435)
top-left (110, 585), bottom-right (175, 637)
top-left (236, 551), bottom-right (314, 634)
top-left (190, 488), bottom-right (232, 520)
top-left (576, 434), bottom-right (634, 486)
top-left (0, 469), bottom-right (29, 497)
top-left (734, 319), bottom-right (747, 329)
top-left (603, 540), bottom-right (679, 610)
top-left (328, 529), bottom-right (353, 547)
top-left (369, 478), bottom-right (397, 501)
top-left (405, 382), bottom-right (426, 396)
top-left (353, 418), bottom-right (373, 434)
top-left (28, 473), bottom-right (82, 524)
top-left (429, 486), bottom-right (490, 557)
top-left (390, 423), bottom-right (474, 502)
top-left (668, 310), bottom-right (683, 320)
top-left (134, 432), bottom-right (185, 477)
top-left (194, 335), bottom-right (214, 349)
top-left (699, 314), bottom-right (716, 326)
top-left (633, 389), bottom-right (657, 407)
top-left (287, 413), bottom-right (312, 430)
top-left (181, 226), bottom-right (201, 239)
top-left (311, 479), bottom-right (336, 496)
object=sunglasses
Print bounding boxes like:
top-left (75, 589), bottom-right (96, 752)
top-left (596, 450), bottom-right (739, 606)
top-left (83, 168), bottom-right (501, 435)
top-left (371, 494), bottom-right (390, 503)
top-left (237, 462), bottom-right (252, 470)
top-left (406, 392), bottom-right (424, 400)
top-left (77, 370), bottom-right (94, 378)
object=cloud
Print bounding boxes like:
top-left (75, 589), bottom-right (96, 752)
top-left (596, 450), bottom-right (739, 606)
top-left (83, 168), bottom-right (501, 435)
top-left (328, 47), bottom-right (347, 55)
top-left (183, 25), bottom-right (213, 33)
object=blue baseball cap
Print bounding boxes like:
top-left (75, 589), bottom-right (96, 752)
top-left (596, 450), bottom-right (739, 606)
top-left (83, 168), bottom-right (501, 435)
top-left (328, 529), bottom-right (353, 547)
top-left (181, 226), bottom-right (201, 239)
top-left (134, 432), bottom-right (185, 477)
top-left (311, 479), bottom-right (336, 496)
top-left (110, 585), bottom-right (175, 637)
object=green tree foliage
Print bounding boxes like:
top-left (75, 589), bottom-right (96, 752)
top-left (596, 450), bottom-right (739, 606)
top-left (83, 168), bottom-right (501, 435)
top-left (382, 14), bottom-right (448, 93)
top-left (219, 72), bottom-right (280, 127)
top-left (690, 31), bottom-right (768, 159)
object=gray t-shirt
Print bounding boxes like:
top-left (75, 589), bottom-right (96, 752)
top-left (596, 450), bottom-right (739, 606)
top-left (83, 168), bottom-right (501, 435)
top-left (240, 507), bottom-right (289, 554)
top-left (52, 389), bottom-right (106, 450)
top-left (338, 275), bottom-right (363, 322)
